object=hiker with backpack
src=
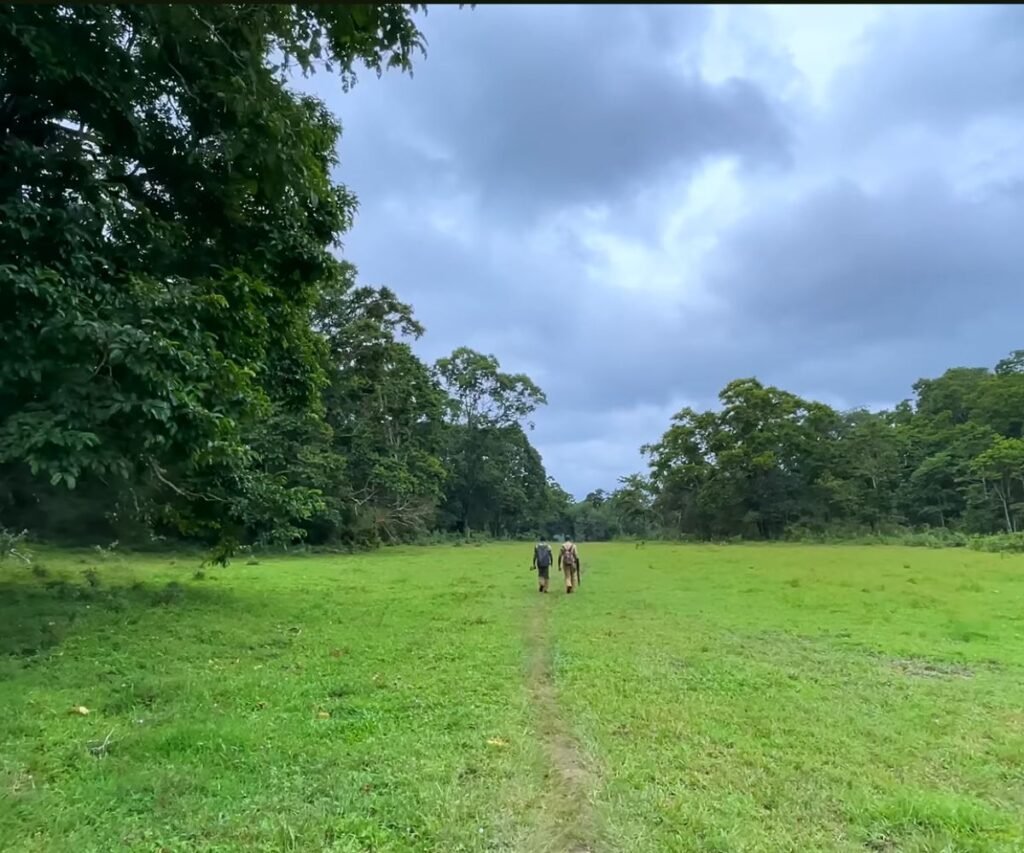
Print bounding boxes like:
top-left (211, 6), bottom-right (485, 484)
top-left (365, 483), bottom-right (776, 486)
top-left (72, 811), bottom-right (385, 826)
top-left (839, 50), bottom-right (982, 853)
top-left (559, 538), bottom-right (581, 594)
top-left (532, 540), bottom-right (553, 592)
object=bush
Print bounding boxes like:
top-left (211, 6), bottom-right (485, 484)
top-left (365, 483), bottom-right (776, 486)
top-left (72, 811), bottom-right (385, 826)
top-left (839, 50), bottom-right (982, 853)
top-left (968, 533), bottom-right (1024, 554)
top-left (782, 524), bottom-right (971, 548)
top-left (896, 530), bottom-right (969, 549)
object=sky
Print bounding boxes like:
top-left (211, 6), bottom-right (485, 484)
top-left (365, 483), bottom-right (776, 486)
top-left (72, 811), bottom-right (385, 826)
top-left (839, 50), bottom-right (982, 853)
top-left (296, 4), bottom-right (1024, 498)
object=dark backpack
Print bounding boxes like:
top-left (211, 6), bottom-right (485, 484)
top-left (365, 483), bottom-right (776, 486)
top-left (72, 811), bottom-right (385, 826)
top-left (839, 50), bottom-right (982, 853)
top-left (535, 544), bottom-right (552, 568)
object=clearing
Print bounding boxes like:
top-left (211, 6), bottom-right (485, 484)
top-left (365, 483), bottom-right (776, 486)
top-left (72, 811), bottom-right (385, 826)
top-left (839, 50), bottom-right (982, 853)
top-left (2, 543), bottom-right (1023, 852)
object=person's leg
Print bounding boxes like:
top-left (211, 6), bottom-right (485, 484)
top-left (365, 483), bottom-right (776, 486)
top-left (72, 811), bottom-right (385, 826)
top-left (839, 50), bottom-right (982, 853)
top-left (563, 563), bottom-right (573, 593)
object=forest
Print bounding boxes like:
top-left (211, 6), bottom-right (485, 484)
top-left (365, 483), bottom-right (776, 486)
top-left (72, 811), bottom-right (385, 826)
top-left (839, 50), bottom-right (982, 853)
top-left (3, 5), bottom-right (1023, 556)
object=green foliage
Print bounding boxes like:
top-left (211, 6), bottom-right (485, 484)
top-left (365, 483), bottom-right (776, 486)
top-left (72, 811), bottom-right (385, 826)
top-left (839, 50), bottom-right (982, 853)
top-left (0, 3), bottom-right (578, 557)
top-left (435, 348), bottom-right (560, 538)
top-left (435, 347), bottom-right (547, 430)
top-left (0, 4), bottom-right (430, 551)
top-left (637, 349), bottom-right (1024, 542)
top-left (971, 437), bottom-right (1024, 533)
top-left (314, 274), bottom-right (449, 546)
top-left (968, 532), bottom-right (1024, 554)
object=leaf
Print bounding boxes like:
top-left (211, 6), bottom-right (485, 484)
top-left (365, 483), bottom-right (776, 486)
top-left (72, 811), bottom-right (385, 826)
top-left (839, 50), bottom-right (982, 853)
top-left (486, 737), bottom-right (508, 748)
top-left (70, 705), bottom-right (91, 716)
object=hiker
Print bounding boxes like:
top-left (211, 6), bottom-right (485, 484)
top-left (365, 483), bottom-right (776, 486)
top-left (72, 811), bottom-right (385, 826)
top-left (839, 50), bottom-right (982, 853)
top-left (559, 538), bottom-right (581, 594)
top-left (532, 539), bottom-right (553, 593)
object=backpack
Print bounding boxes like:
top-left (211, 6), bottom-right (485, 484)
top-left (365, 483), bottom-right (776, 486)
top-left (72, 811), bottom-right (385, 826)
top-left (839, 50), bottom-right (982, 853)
top-left (561, 542), bottom-right (577, 568)
top-left (535, 544), bottom-right (552, 568)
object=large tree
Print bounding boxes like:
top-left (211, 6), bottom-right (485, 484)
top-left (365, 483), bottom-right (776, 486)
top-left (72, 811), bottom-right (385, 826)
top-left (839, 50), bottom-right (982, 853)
top-left (0, 4), bottom-right (427, 547)
top-left (434, 348), bottom-right (551, 536)
top-left (314, 271), bottom-right (448, 546)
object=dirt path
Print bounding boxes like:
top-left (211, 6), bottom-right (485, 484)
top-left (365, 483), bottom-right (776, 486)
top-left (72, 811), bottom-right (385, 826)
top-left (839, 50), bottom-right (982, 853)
top-left (523, 601), bottom-right (600, 853)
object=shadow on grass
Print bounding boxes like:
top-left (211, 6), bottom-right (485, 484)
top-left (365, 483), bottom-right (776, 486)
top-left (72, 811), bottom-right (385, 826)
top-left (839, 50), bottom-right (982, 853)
top-left (0, 571), bottom-right (237, 661)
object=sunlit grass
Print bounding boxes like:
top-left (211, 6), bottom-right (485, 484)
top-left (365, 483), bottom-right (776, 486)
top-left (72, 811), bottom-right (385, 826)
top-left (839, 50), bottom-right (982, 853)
top-left (2, 543), bottom-right (1023, 851)
top-left (555, 544), bottom-right (1024, 852)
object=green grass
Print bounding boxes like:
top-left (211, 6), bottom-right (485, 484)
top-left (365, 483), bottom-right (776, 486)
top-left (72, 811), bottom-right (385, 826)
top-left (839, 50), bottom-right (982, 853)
top-left (2, 544), bottom-right (1024, 851)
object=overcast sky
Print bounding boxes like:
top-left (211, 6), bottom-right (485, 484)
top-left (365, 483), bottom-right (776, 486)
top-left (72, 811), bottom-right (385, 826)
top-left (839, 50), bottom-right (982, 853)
top-left (297, 4), bottom-right (1024, 498)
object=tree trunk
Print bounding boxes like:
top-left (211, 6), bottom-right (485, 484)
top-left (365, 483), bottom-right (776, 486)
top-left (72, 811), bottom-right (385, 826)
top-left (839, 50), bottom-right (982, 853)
top-left (997, 481), bottom-right (1013, 533)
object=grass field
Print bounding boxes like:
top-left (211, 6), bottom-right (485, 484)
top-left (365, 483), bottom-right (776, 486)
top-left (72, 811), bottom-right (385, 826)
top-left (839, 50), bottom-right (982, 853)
top-left (2, 543), bottom-right (1023, 852)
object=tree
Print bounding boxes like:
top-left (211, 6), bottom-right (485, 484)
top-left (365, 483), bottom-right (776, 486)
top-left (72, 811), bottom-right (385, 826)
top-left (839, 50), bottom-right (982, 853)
top-left (535, 477), bottom-right (575, 539)
top-left (434, 348), bottom-right (550, 536)
top-left (314, 272), bottom-right (447, 545)
top-left (0, 4), bottom-right (427, 548)
top-left (835, 410), bottom-right (904, 530)
top-left (643, 407), bottom-right (717, 537)
top-left (971, 438), bottom-right (1024, 533)
top-left (995, 350), bottom-right (1024, 376)
top-left (435, 347), bottom-right (547, 430)
top-left (969, 372), bottom-right (1024, 439)
top-left (912, 367), bottom-right (990, 425)
top-left (607, 474), bottom-right (656, 538)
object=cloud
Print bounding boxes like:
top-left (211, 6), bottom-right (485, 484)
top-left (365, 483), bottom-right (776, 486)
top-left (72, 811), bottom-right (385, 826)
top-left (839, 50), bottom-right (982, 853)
top-left (709, 175), bottom-right (1024, 341)
top-left (295, 4), bottom-right (1024, 497)
top-left (310, 5), bottom-right (791, 222)
top-left (828, 5), bottom-right (1024, 134)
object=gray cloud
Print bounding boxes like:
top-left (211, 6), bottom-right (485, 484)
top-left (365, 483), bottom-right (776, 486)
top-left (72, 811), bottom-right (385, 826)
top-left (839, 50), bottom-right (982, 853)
top-left (709, 175), bottom-right (1024, 341)
top-left (295, 5), bottom-right (1024, 497)
top-left (316, 4), bottom-right (791, 222)
top-left (828, 5), bottom-right (1024, 133)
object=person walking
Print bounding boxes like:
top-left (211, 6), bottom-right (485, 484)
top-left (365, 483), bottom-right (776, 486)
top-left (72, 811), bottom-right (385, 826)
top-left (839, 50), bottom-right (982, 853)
top-left (532, 540), bottom-right (553, 593)
top-left (559, 538), bottom-right (581, 594)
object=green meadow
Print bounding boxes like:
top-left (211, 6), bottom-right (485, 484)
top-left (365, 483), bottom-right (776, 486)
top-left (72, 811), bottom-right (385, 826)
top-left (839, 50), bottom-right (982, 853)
top-left (2, 543), bottom-right (1023, 852)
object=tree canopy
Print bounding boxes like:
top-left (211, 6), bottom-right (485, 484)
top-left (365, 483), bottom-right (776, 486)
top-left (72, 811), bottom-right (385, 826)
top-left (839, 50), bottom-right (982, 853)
top-left (2, 4), bottom-right (550, 554)
top-left (3, 6), bottom-right (1022, 555)
top-left (628, 352), bottom-right (1024, 542)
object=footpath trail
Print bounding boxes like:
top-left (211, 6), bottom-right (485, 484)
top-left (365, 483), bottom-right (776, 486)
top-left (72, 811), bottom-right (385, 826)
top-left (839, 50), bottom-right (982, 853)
top-left (523, 596), bottom-right (601, 853)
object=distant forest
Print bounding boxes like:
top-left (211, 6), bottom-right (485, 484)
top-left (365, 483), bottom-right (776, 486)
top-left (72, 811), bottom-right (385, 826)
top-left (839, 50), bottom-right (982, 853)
top-left (3, 6), bottom-right (1022, 558)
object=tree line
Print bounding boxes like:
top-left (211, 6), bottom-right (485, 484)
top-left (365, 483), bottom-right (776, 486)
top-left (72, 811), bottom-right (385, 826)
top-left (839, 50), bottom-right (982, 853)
top-left (3, 6), bottom-right (1021, 557)
top-left (585, 352), bottom-right (1024, 545)
top-left (1, 4), bottom-right (575, 556)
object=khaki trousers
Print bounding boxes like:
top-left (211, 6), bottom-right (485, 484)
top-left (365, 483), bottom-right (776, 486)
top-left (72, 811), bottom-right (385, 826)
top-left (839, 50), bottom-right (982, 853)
top-left (562, 563), bottom-right (578, 591)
